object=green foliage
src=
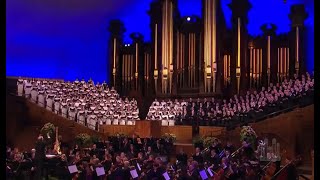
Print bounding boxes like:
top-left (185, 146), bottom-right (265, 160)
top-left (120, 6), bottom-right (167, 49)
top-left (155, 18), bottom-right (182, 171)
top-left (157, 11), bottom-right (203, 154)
top-left (40, 123), bottom-right (56, 139)
top-left (162, 133), bottom-right (177, 143)
top-left (192, 135), bottom-right (203, 146)
top-left (202, 136), bottom-right (219, 148)
top-left (192, 135), bottom-right (219, 148)
top-left (91, 135), bottom-right (99, 144)
top-left (240, 126), bottom-right (257, 147)
top-left (75, 133), bottom-right (92, 147)
top-left (114, 132), bottom-right (128, 138)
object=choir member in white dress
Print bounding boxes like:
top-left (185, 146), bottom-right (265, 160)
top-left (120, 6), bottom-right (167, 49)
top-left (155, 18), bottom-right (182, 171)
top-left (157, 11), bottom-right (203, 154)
top-left (77, 110), bottom-right (86, 126)
top-left (53, 97), bottom-right (61, 114)
top-left (24, 80), bottom-right (32, 98)
top-left (68, 106), bottom-right (76, 121)
top-left (30, 87), bottom-right (38, 103)
top-left (46, 94), bottom-right (54, 111)
top-left (38, 90), bottom-right (45, 107)
top-left (61, 101), bottom-right (68, 118)
top-left (17, 79), bottom-right (24, 96)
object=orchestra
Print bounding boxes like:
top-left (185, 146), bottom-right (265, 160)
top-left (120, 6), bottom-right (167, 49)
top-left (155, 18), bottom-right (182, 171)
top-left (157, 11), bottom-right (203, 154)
top-left (6, 131), bottom-right (304, 180)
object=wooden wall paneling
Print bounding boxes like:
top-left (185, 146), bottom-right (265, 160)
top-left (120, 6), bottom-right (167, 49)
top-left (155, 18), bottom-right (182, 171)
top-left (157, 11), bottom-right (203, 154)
top-left (199, 126), bottom-right (226, 138)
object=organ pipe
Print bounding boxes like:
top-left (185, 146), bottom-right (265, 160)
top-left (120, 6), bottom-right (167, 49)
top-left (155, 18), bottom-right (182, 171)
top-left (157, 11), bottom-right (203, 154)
top-left (253, 49), bottom-right (256, 81)
top-left (236, 17), bottom-right (241, 94)
top-left (259, 49), bottom-right (262, 86)
top-left (155, 24), bottom-right (158, 70)
top-left (135, 43), bottom-right (138, 78)
top-left (250, 48), bottom-right (253, 76)
top-left (284, 48), bottom-right (286, 79)
top-left (280, 48), bottom-right (283, 81)
top-left (113, 38), bottom-right (117, 69)
top-left (204, 0), bottom-right (217, 92)
top-left (277, 48), bottom-right (280, 82)
top-left (287, 48), bottom-right (289, 77)
top-left (295, 26), bottom-right (299, 73)
top-left (267, 36), bottom-right (271, 85)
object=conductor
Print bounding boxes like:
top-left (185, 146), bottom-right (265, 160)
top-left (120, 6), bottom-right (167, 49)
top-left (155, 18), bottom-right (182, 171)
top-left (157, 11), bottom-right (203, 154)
top-left (34, 134), bottom-right (46, 179)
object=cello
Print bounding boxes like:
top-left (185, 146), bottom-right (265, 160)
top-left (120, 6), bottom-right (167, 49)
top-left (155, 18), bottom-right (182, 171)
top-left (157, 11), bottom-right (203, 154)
top-left (271, 156), bottom-right (301, 180)
top-left (260, 161), bottom-right (277, 180)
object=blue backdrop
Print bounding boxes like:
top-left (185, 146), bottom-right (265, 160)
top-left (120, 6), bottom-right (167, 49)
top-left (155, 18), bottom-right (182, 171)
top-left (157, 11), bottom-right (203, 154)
top-left (6, 0), bottom-right (314, 83)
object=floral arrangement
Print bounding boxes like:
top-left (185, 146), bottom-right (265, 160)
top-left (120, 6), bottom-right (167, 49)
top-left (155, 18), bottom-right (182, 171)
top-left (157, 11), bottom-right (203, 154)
top-left (40, 123), bottom-right (56, 139)
top-left (202, 136), bottom-right (219, 148)
top-left (75, 133), bottom-right (92, 147)
top-left (162, 133), bottom-right (177, 143)
top-left (192, 135), bottom-right (220, 148)
top-left (240, 126), bottom-right (257, 146)
top-left (114, 132), bottom-right (128, 138)
top-left (192, 136), bottom-right (204, 148)
top-left (90, 135), bottom-right (100, 144)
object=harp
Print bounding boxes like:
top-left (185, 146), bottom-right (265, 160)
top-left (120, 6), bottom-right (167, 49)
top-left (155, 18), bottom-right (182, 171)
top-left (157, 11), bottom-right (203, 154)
top-left (53, 127), bottom-right (62, 155)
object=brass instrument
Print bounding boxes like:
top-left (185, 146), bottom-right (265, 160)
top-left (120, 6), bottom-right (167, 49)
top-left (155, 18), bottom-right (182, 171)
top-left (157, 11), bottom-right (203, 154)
top-left (231, 143), bottom-right (250, 158)
top-left (200, 147), bottom-right (210, 155)
top-left (53, 127), bottom-right (62, 155)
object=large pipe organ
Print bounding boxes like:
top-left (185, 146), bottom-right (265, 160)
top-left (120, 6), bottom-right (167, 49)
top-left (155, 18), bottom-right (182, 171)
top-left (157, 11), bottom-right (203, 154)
top-left (108, 0), bottom-right (308, 98)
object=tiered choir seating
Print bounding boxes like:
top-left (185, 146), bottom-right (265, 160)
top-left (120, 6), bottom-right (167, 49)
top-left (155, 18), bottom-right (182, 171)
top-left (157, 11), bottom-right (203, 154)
top-left (16, 78), bottom-right (140, 131)
top-left (147, 73), bottom-right (314, 128)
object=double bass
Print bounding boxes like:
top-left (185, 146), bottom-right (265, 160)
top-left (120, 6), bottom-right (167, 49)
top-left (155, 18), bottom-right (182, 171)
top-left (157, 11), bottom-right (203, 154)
top-left (271, 156), bottom-right (301, 180)
top-left (260, 161), bottom-right (277, 180)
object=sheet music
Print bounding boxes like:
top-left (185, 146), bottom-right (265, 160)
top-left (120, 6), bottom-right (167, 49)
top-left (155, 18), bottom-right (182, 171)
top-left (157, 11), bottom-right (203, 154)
top-left (163, 172), bottom-right (170, 180)
top-left (96, 167), bottom-right (105, 176)
top-left (207, 168), bottom-right (214, 177)
top-left (68, 165), bottom-right (78, 174)
top-left (199, 170), bottom-right (208, 180)
top-left (130, 169), bottom-right (138, 178)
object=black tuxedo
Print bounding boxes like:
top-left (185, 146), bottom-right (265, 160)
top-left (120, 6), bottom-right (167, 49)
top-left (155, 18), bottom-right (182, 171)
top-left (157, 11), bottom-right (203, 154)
top-left (176, 152), bottom-right (188, 165)
top-left (207, 154), bottom-right (220, 168)
top-left (90, 148), bottom-right (99, 156)
top-left (153, 143), bottom-right (162, 154)
top-left (121, 142), bottom-right (130, 153)
top-left (34, 139), bottom-right (47, 179)
top-left (192, 153), bottom-right (203, 164)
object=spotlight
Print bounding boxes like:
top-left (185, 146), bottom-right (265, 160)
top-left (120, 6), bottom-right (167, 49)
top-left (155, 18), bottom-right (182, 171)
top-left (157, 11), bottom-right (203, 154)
top-left (125, 44), bottom-right (127, 47)
top-left (128, 44), bottom-right (130, 46)
top-left (187, 17), bottom-right (191, 21)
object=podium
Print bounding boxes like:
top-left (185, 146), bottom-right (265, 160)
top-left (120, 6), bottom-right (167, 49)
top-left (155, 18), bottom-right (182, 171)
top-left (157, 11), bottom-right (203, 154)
top-left (134, 120), bottom-right (161, 138)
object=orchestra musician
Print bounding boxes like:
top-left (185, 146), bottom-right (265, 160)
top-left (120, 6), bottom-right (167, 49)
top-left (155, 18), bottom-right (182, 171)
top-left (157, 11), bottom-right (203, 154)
top-left (56, 154), bottom-right (69, 180)
top-left (207, 148), bottom-right (220, 171)
top-left (192, 147), bottom-right (204, 164)
top-left (185, 161), bottom-right (200, 179)
top-left (176, 148), bottom-right (188, 167)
